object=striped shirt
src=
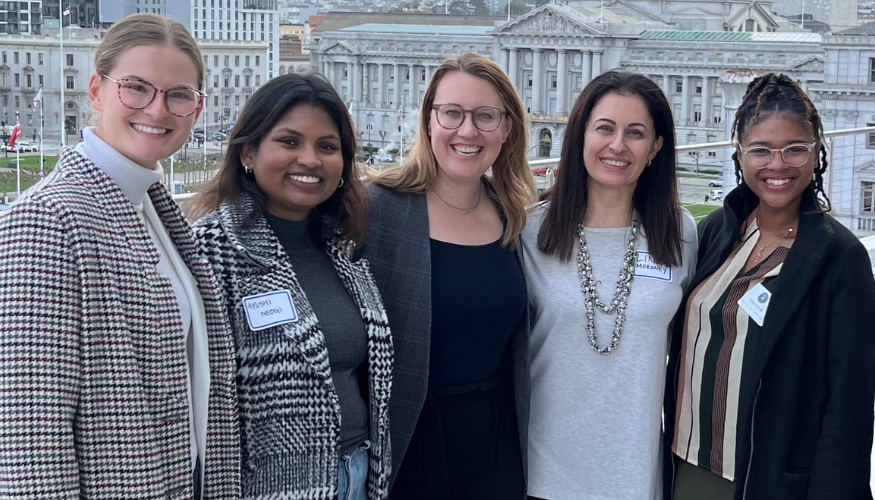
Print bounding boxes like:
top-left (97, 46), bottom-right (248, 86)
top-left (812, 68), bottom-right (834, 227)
top-left (672, 218), bottom-right (789, 480)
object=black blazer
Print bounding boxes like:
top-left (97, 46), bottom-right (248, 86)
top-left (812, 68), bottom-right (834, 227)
top-left (664, 186), bottom-right (875, 500)
top-left (364, 185), bottom-right (530, 493)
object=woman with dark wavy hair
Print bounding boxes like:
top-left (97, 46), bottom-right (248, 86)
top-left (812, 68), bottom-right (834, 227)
top-left (190, 73), bottom-right (393, 500)
top-left (665, 73), bottom-right (875, 500)
top-left (522, 70), bottom-right (697, 500)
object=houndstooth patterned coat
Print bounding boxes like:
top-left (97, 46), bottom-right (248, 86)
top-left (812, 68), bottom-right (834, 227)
top-left (192, 196), bottom-right (393, 500)
top-left (0, 149), bottom-right (241, 499)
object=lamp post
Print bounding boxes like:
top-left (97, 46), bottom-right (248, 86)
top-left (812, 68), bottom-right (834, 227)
top-left (378, 130), bottom-right (386, 151)
top-left (59, 5), bottom-right (70, 147)
top-left (221, 107), bottom-right (230, 157)
top-left (365, 123), bottom-right (373, 155)
top-left (358, 130), bottom-right (364, 157)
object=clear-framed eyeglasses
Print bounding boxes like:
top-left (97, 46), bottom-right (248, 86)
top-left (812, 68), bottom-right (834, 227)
top-left (432, 104), bottom-right (506, 132)
top-left (101, 74), bottom-right (206, 117)
top-left (736, 142), bottom-right (818, 170)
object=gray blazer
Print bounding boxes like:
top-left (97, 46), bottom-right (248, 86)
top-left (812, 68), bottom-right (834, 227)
top-left (364, 185), bottom-right (530, 493)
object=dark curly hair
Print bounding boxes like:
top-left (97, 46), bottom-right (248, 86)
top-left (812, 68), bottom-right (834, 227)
top-left (730, 73), bottom-right (830, 213)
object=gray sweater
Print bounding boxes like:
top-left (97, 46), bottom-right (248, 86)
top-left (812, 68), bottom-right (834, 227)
top-left (521, 204), bottom-right (697, 500)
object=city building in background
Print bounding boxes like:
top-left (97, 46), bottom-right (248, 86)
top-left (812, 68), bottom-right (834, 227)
top-left (0, 1), bottom-right (43, 35)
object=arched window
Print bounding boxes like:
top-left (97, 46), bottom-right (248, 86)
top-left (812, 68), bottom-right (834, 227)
top-left (539, 128), bottom-right (552, 158)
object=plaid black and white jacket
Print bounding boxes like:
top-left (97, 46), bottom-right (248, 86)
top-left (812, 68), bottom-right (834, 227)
top-left (192, 196), bottom-right (393, 500)
top-left (0, 149), bottom-right (241, 499)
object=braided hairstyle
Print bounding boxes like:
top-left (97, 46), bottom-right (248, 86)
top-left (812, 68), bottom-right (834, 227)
top-left (730, 73), bottom-right (830, 212)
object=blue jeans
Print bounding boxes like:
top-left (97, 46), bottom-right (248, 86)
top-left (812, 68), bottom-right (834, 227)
top-left (338, 441), bottom-right (370, 500)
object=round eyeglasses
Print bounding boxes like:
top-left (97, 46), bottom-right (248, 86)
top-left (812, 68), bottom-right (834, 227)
top-left (432, 104), bottom-right (506, 132)
top-left (101, 74), bottom-right (206, 117)
top-left (736, 142), bottom-right (818, 170)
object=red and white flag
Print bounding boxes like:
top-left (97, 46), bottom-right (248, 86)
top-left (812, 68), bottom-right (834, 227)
top-left (8, 122), bottom-right (21, 148)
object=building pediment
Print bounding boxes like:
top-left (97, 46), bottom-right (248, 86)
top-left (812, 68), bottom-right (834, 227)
top-left (604, 0), bottom-right (666, 23)
top-left (856, 160), bottom-right (875, 174)
top-left (727, 2), bottom-right (780, 31)
top-left (790, 55), bottom-right (824, 72)
top-left (497, 5), bottom-right (605, 37)
top-left (322, 41), bottom-right (356, 55)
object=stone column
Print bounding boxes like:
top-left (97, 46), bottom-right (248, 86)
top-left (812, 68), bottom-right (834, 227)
top-left (719, 76), bottom-right (754, 190)
top-left (362, 62), bottom-right (370, 106)
top-left (347, 61), bottom-right (354, 102)
top-left (393, 63), bottom-right (401, 108)
top-left (500, 49), bottom-right (509, 73)
top-left (411, 64), bottom-right (419, 106)
top-left (591, 50), bottom-right (602, 77)
top-left (581, 51), bottom-right (592, 85)
top-left (353, 60), bottom-right (362, 104)
top-left (662, 74), bottom-right (669, 97)
top-left (425, 65), bottom-right (433, 87)
top-left (701, 75), bottom-right (711, 125)
top-left (508, 48), bottom-right (518, 94)
top-left (680, 75), bottom-right (690, 126)
top-left (377, 63), bottom-right (385, 108)
top-left (532, 49), bottom-right (542, 114)
top-left (556, 49), bottom-right (566, 116)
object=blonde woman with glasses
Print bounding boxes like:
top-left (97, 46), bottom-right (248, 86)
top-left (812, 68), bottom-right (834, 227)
top-left (366, 53), bottom-right (537, 499)
top-left (665, 73), bottom-right (875, 500)
top-left (0, 13), bottom-right (239, 499)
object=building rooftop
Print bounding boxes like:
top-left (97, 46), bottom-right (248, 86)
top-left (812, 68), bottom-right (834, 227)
top-left (838, 21), bottom-right (875, 36)
top-left (640, 30), bottom-right (821, 43)
top-left (311, 11), bottom-right (503, 33)
top-left (340, 23), bottom-right (495, 35)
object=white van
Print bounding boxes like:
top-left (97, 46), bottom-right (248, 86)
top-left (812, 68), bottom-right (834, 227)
top-left (706, 189), bottom-right (723, 202)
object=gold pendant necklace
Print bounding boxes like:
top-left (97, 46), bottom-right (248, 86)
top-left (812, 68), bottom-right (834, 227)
top-left (754, 227), bottom-right (794, 264)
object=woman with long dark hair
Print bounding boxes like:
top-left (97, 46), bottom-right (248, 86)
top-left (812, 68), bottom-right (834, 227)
top-left (190, 73), bottom-right (393, 500)
top-left (522, 70), bottom-right (697, 500)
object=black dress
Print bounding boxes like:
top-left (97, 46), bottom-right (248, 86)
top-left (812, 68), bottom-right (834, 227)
top-left (390, 237), bottom-right (526, 500)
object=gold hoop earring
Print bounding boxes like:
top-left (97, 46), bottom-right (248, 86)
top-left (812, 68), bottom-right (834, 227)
top-left (337, 177), bottom-right (344, 188)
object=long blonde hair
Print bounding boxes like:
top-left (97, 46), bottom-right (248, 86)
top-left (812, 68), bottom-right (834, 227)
top-left (370, 53), bottom-right (536, 247)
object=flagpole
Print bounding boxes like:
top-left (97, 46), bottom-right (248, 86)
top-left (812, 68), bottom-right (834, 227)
top-left (37, 85), bottom-right (43, 178)
top-left (59, 7), bottom-right (66, 147)
top-left (399, 98), bottom-right (404, 166)
top-left (15, 130), bottom-right (20, 197)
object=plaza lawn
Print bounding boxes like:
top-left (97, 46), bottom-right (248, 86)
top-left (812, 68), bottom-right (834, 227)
top-left (0, 155), bottom-right (58, 198)
top-left (684, 203), bottom-right (719, 223)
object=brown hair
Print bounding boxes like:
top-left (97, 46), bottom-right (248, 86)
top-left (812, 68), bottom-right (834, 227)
top-left (370, 53), bottom-right (537, 247)
top-left (538, 70), bottom-right (683, 267)
top-left (730, 73), bottom-right (829, 213)
top-left (188, 73), bottom-right (368, 248)
top-left (95, 13), bottom-right (205, 89)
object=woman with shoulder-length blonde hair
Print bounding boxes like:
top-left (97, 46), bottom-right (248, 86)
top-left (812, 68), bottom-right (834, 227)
top-left (366, 53), bottom-right (537, 499)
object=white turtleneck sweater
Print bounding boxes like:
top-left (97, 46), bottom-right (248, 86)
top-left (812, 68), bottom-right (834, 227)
top-left (74, 128), bottom-right (201, 487)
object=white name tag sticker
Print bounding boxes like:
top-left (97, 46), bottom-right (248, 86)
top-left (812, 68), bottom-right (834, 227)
top-left (737, 283), bottom-right (771, 327)
top-left (242, 290), bottom-right (298, 331)
top-left (634, 251), bottom-right (672, 282)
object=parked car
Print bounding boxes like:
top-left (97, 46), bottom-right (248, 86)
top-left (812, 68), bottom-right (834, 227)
top-left (708, 177), bottom-right (723, 187)
top-left (16, 141), bottom-right (37, 152)
top-left (192, 131), bottom-right (205, 141)
top-left (210, 131), bottom-right (227, 141)
top-left (376, 155), bottom-right (395, 163)
top-left (706, 189), bottom-right (723, 202)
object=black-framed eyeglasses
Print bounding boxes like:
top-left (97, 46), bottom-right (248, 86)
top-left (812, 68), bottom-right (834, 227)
top-left (735, 142), bottom-right (818, 169)
top-left (101, 74), bottom-right (206, 117)
top-left (432, 104), bottom-right (506, 132)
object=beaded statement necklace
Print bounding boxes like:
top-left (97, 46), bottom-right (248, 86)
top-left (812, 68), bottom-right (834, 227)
top-left (576, 217), bottom-right (640, 355)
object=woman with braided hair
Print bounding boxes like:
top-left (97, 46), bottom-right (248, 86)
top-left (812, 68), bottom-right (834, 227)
top-left (664, 73), bottom-right (875, 499)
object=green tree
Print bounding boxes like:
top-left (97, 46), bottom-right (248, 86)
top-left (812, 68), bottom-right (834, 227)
top-left (471, 0), bottom-right (489, 15)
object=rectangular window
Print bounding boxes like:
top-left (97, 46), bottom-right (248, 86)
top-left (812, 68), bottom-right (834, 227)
top-left (234, 55), bottom-right (240, 66)
top-left (245, 55), bottom-right (250, 66)
top-left (868, 123), bottom-right (875, 148)
top-left (213, 95), bottom-right (218, 106)
top-left (224, 55), bottom-right (229, 66)
top-left (14, 73), bottom-right (19, 86)
top-left (25, 73), bottom-right (30, 87)
top-left (675, 79), bottom-right (683, 93)
top-left (66, 75), bottom-right (74, 89)
top-left (214, 55), bottom-right (219, 66)
top-left (863, 181), bottom-right (875, 213)
top-left (695, 82), bottom-right (702, 94)
top-left (13, 52), bottom-right (18, 64)
top-left (234, 75), bottom-right (240, 86)
top-left (214, 111), bottom-right (219, 121)
top-left (871, 58), bottom-right (875, 83)
top-left (255, 55), bottom-right (260, 66)
top-left (38, 52), bottom-right (42, 65)
top-left (25, 52), bottom-right (29, 64)
top-left (214, 75), bottom-right (219, 88)
top-left (2, 52), bottom-right (6, 64)
top-left (224, 77), bottom-right (229, 87)
top-left (38, 74), bottom-right (42, 86)
top-left (693, 111), bottom-right (702, 122)
top-left (255, 74), bottom-right (260, 86)
top-left (245, 75), bottom-right (250, 87)
top-left (66, 54), bottom-right (73, 66)
top-left (14, 96), bottom-right (19, 108)
top-left (551, 74), bottom-right (557, 89)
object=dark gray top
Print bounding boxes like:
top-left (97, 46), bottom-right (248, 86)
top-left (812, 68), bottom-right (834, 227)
top-left (265, 212), bottom-right (369, 456)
